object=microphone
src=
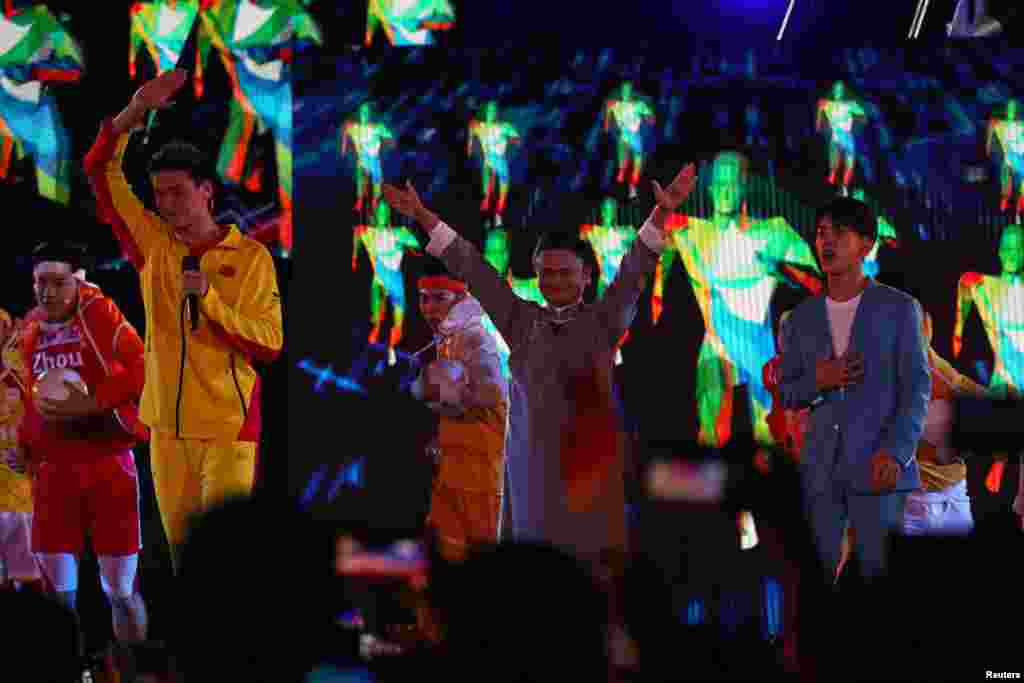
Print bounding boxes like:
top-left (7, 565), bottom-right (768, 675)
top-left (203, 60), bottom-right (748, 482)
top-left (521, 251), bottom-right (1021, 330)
top-left (182, 255), bottom-right (200, 332)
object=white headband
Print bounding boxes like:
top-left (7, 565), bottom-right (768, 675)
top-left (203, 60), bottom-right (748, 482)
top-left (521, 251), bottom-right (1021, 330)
top-left (34, 262), bottom-right (85, 281)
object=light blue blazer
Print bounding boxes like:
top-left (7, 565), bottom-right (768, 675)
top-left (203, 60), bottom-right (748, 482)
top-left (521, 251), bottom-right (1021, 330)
top-left (779, 281), bottom-right (931, 495)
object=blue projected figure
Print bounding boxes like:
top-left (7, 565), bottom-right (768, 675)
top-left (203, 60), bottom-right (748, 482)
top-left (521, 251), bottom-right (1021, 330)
top-left (129, 0), bottom-right (199, 80)
top-left (817, 81), bottom-right (866, 195)
top-left (0, 3), bottom-right (84, 204)
top-left (988, 99), bottom-right (1024, 216)
top-left (365, 0), bottom-right (454, 47)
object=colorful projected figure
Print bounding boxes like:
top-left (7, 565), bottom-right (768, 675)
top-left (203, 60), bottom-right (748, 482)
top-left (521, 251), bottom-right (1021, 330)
top-left (341, 102), bottom-right (394, 214)
top-left (468, 101), bottom-right (520, 227)
top-left (603, 81), bottom-right (655, 199)
top-left (479, 227), bottom-right (546, 377)
top-left (482, 227), bottom-right (545, 307)
top-left (987, 99), bottom-right (1024, 215)
top-left (129, 0), bottom-right (199, 79)
top-left (580, 197), bottom-right (636, 365)
top-left (654, 152), bottom-right (822, 447)
top-left (194, 0), bottom-right (323, 253)
top-left (953, 223), bottom-right (1024, 397)
top-left (352, 200), bottom-right (421, 365)
top-left (850, 188), bottom-right (900, 278)
top-left (816, 81), bottom-right (866, 194)
top-left (0, 3), bottom-right (83, 205)
top-left (365, 0), bottom-right (454, 47)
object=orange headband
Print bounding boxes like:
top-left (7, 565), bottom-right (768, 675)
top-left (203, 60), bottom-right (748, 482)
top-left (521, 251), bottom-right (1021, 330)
top-left (417, 276), bottom-right (467, 293)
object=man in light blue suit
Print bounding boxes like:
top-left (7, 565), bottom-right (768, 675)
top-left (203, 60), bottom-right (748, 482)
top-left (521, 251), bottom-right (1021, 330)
top-left (779, 196), bottom-right (930, 583)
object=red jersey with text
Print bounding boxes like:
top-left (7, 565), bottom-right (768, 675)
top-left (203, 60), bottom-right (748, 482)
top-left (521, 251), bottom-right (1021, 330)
top-left (19, 284), bottom-right (147, 464)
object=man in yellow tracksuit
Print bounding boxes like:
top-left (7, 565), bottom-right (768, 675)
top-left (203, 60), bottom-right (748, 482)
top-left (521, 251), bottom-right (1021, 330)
top-left (83, 69), bottom-right (283, 569)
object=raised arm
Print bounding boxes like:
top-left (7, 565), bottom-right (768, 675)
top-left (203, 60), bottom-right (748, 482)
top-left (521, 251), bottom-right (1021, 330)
top-left (815, 99), bottom-right (828, 131)
top-left (595, 164), bottom-right (697, 347)
top-left (953, 272), bottom-right (982, 357)
top-left (382, 182), bottom-right (535, 351)
top-left (83, 70), bottom-right (188, 270)
top-left (340, 121), bottom-right (351, 157)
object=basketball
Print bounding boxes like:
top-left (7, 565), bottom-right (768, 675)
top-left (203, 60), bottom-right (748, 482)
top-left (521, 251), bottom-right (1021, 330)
top-left (32, 368), bottom-right (88, 403)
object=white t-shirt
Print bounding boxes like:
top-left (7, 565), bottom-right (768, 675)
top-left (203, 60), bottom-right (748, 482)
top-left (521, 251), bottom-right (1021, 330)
top-left (825, 292), bottom-right (863, 358)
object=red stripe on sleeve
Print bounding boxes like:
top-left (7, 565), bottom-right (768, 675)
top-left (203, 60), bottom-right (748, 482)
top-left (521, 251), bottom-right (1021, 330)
top-left (207, 320), bottom-right (281, 364)
top-left (237, 374), bottom-right (262, 443)
top-left (84, 119), bottom-right (146, 269)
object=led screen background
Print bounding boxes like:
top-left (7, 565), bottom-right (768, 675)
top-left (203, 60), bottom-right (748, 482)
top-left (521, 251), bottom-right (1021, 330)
top-left (291, 43), bottom-right (1024, 524)
top-left (0, 2), bottom-right (290, 649)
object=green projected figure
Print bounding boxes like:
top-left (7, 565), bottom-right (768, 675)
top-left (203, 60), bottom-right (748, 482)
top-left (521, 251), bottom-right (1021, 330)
top-left (352, 200), bottom-right (421, 365)
top-left (342, 102), bottom-right (394, 214)
top-left (129, 0), bottom-right (199, 79)
top-left (953, 224), bottom-right (1024, 397)
top-left (194, 0), bottom-right (322, 253)
top-left (0, 3), bottom-right (83, 205)
top-left (468, 101), bottom-right (519, 228)
top-left (580, 197), bottom-right (638, 298)
top-left (816, 81), bottom-right (866, 194)
top-left (581, 197), bottom-right (636, 365)
top-left (365, 0), bottom-right (454, 47)
top-left (987, 100), bottom-right (1024, 216)
top-left (850, 188), bottom-right (899, 278)
top-left (603, 81), bottom-right (655, 199)
top-left (655, 152), bottom-right (822, 448)
top-left (482, 227), bottom-right (545, 307)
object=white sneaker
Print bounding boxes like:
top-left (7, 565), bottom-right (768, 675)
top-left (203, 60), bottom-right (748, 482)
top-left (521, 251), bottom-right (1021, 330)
top-left (388, 347), bottom-right (397, 366)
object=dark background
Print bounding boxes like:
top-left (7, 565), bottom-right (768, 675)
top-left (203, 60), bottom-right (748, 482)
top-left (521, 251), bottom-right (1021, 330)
top-left (0, 0), bottom-right (289, 651)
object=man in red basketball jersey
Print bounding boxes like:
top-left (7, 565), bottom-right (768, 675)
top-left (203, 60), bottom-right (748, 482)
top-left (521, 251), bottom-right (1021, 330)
top-left (13, 241), bottom-right (149, 645)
